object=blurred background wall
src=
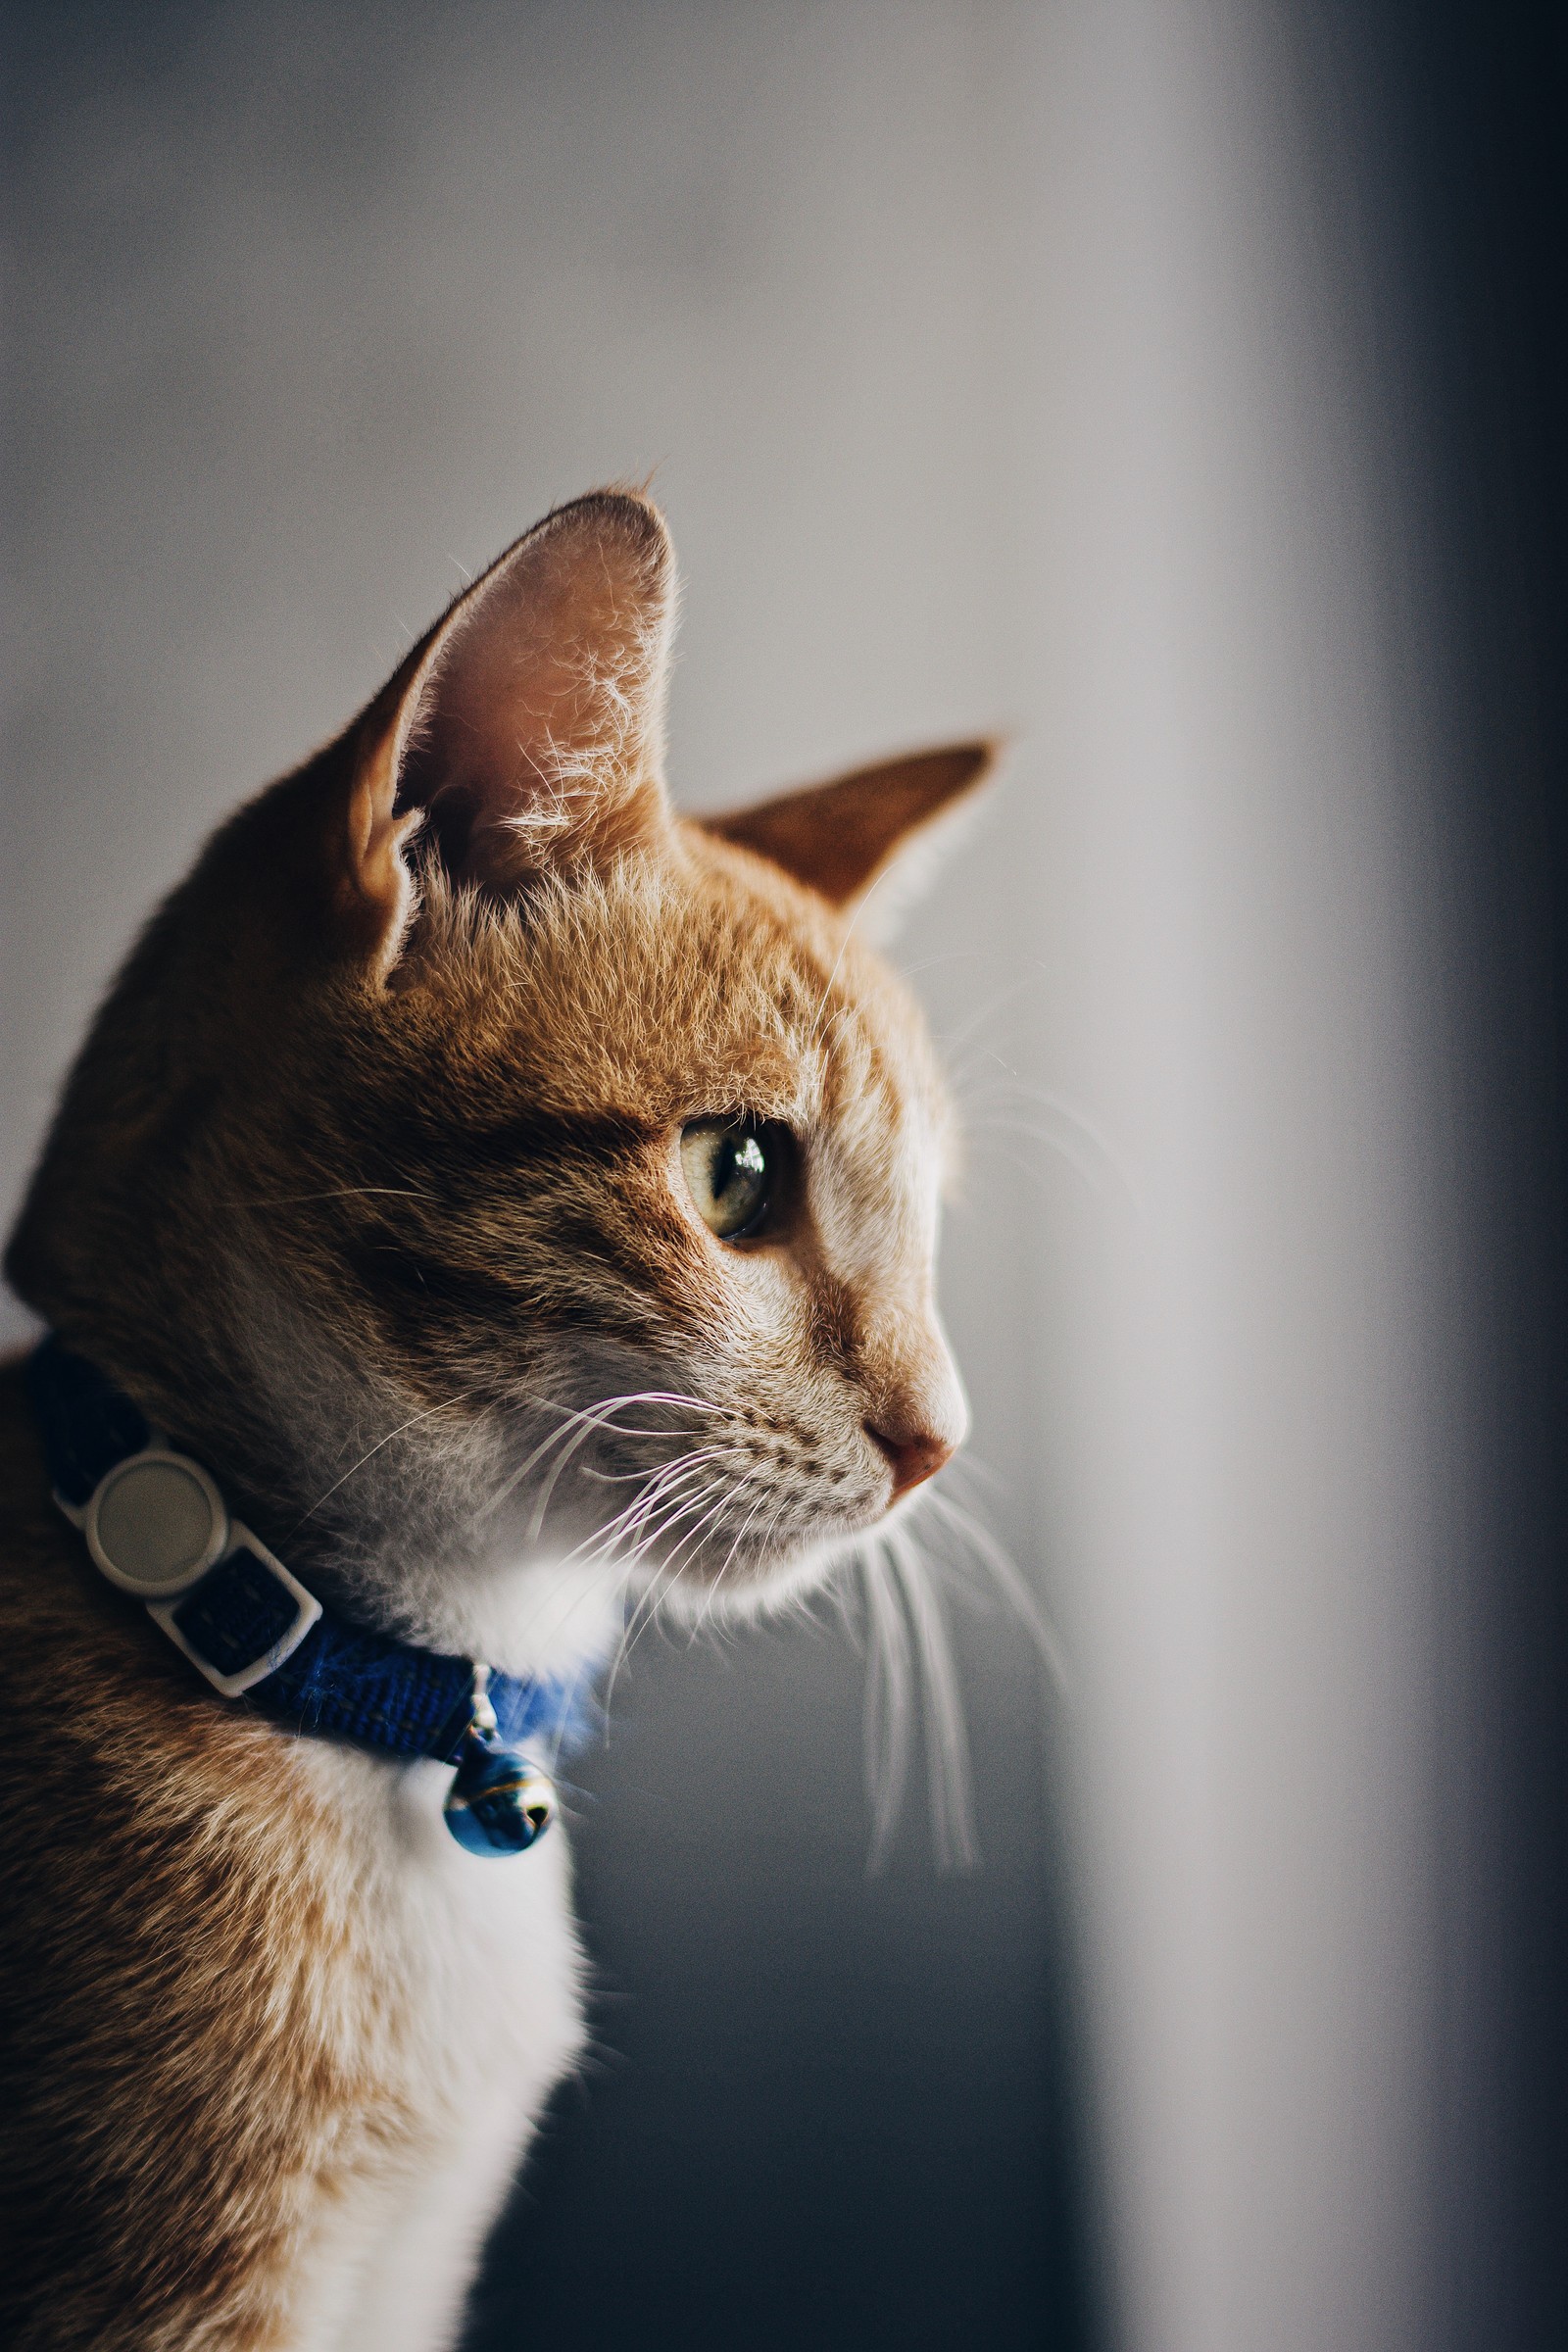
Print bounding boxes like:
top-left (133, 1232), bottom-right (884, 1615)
top-left (3, 5), bottom-right (1563, 2349)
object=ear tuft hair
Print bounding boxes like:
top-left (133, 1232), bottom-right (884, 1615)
top-left (330, 491), bottom-right (677, 969)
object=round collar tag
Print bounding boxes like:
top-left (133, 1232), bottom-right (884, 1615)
top-left (83, 1450), bottom-right (230, 1599)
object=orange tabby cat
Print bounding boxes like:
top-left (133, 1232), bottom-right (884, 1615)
top-left (0, 491), bottom-right (991, 2351)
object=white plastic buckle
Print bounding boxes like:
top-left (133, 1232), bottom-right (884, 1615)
top-left (62, 1446), bottom-right (321, 1696)
top-left (149, 1524), bottom-right (321, 1698)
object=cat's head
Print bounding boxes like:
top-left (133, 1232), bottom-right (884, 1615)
top-left (8, 493), bottom-right (993, 1644)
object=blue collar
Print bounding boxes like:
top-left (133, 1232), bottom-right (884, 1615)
top-left (27, 1337), bottom-right (597, 1853)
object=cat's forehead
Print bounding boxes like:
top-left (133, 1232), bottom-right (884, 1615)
top-left (420, 833), bottom-right (947, 1151)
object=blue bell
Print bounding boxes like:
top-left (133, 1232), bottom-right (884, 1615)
top-left (444, 1729), bottom-right (557, 1857)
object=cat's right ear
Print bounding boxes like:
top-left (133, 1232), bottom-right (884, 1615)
top-left (330, 491), bottom-right (676, 976)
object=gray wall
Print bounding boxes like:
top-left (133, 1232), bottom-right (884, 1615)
top-left (3, 6), bottom-right (1482, 2347)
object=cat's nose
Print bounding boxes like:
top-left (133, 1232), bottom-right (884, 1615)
top-left (861, 1321), bottom-right (968, 1500)
top-left (865, 1420), bottom-right (957, 1500)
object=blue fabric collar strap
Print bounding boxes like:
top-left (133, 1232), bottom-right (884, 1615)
top-left (25, 1336), bottom-right (594, 1773)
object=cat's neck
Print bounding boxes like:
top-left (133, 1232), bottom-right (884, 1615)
top-left (62, 1287), bottom-right (625, 1685)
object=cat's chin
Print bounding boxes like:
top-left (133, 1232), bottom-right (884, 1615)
top-left (646, 1533), bottom-right (860, 1630)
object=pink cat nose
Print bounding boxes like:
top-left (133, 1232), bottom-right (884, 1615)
top-left (865, 1421), bottom-right (956, 1501)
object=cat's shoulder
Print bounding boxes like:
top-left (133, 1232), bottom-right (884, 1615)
top-left (0, 1354), bottom-right (374, 2023)
top-left (0, 1353), bottom-right (293, 1808)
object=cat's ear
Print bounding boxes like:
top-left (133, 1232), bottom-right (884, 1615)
top-left (333, 491), bottom-right (675, 969)
top-left (695, 741), bottom-right (997, 942)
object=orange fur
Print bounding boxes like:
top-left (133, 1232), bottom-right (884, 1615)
top-left (0, 492), bottom-right (990, 2348)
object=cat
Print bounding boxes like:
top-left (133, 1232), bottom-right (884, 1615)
top-left (0, 490), bottom-right (993, 2352)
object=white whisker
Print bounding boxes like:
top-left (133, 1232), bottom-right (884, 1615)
top-left (917, 1487), bottom-right (1069, 1692)
top-left (475, 1387), bottom-right (722, 1530)
top-left (888, 1525), bottom-right (977, 1871)
top-left (286, 1396), bottom-right (462, 1537)
top-left (519, 1393), bottom-right (713, 1542)
top-left (861, 1540), bottom-right (915, 1873)
top-left (841, 1476), bottom-right (1065, 1869)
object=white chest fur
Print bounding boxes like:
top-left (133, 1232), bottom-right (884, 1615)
top-left (287, 1743), bottom-right (590, 2352)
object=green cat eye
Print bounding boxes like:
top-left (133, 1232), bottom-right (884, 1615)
top-left (680, 1117), bottom-right (778, 1242)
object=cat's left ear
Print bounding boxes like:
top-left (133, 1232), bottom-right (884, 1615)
top-left (333, 491), bottom-right (675, 972)
top-left (695, 741), bottom-right (998, 944)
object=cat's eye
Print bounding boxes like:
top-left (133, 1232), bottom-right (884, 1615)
top-left (679, 1117), bottom-right (781, 1242)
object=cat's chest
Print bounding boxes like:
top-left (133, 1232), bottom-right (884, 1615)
top-left (300, 1742), bottom-right (590, 2125)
